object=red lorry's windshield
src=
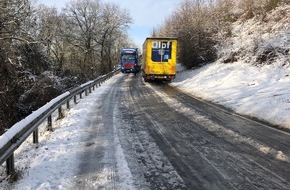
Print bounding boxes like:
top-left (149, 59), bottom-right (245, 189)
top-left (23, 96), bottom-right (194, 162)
top-left (122, 54), bottom-right (135, 60)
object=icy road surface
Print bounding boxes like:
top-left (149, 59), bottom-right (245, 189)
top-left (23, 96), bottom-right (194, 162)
top-left (3, 72), bottom-right (290, 190)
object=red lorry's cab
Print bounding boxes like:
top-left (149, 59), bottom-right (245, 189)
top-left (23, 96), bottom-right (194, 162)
top-left (120, 48), bottom-right (141, 75)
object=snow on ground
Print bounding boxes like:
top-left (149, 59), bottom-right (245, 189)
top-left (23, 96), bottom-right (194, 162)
top-left (0, 60), bottom-right (289, 189)
top-left (172, 62), bottom-right (290, 130)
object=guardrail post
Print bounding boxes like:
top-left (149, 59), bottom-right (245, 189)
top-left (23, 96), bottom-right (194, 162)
top-left (58, 106), bottom-right (64, 119)
top-left (89, 87), bottom-right (92, 93)
top-left (74, 95), bottom-right (77, 104)
top-left (33, 128), bottom-right (38, 143)
top-left (85, 89), bottom-right (88, 96)
top-left (6, 154), bottom-right (15, 175)
top-left (47, 115), bottom-right (52, 131)
top-left (66, 100), bottom-right (70, 109)
top-left (80, 92), bottom-right (82, 99)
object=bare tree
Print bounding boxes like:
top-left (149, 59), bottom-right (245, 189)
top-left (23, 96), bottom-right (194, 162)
top-left (0, 0), bottom-right (35, 43)
top-left (61, 0), bottom-right (102, 78)
top-left (165, 0), bottom-right (217, 69)
top-left (95, 3), bottom-right (132, 74)
top-left (36, 6), bottom-right (71, 75)
top-left (60, 0), bottom-right (132, 76)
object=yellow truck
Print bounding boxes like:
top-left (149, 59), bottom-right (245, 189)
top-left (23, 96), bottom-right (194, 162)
top-left (142, 37), bottom-right (177, 82)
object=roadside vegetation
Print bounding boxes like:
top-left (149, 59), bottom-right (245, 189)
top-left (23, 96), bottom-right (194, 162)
top-left (153, 0), bottom-right (290, 69)
top-left (0, 0), bottom-right (133, 134)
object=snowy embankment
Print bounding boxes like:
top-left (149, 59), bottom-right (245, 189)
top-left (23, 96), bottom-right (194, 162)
top-left (172, 5), bottom-right (290, 130)
top-left (172, 62), bottom-right (290, 130)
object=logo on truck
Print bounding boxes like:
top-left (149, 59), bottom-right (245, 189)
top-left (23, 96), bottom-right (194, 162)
top-left (151, 41), bottom-right (172, 62)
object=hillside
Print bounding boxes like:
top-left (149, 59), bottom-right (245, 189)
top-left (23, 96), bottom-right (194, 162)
top-left (171, 4), bottom-right (290, 131)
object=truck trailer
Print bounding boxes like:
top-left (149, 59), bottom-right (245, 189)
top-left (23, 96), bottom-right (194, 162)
top-left (142, 37), bottom-right (177, 82)
top-left (120, 48), bottom-right (141, 75)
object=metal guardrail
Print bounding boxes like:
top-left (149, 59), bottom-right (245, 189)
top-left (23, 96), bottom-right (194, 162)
top-left (0, 69), bottom-right (119, 175)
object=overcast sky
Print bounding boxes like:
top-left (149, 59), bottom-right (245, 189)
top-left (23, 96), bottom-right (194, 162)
top-left (37, 0), bottom-right (180, 49)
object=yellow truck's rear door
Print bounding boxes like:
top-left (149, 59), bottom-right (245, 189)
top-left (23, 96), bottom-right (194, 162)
top-left (142, 38), bottom-right (177, 82)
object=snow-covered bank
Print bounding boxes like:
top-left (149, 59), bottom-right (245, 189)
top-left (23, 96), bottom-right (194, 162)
top-left (172, 62), bottom-right (290, 130)
top-left (171, 5), bottom-right (290, 131)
